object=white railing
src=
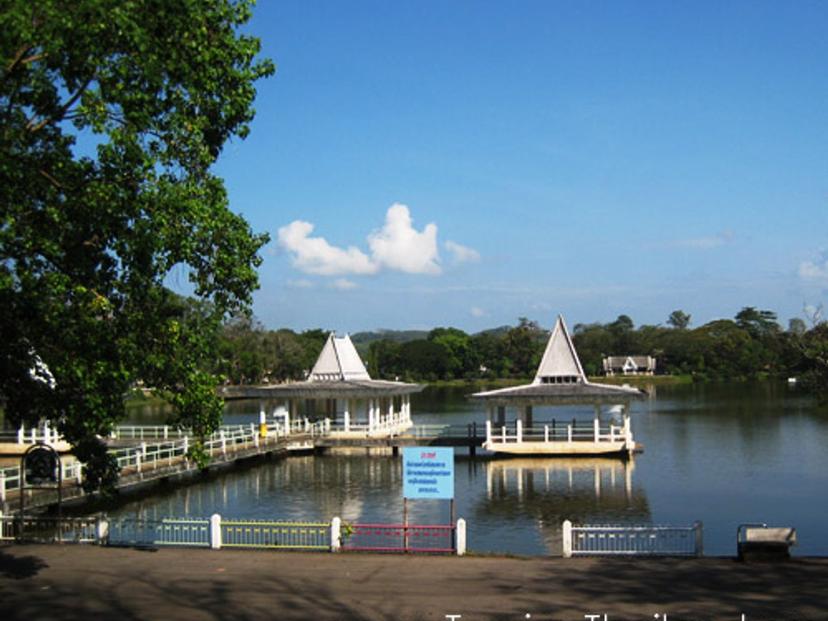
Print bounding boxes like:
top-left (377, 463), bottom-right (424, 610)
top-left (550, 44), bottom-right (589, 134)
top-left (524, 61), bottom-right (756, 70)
top-left (0, 421), bottom-right (296, 501)
top-left (562, 520), bottom-right (704, 557)
top-left (485, 421), bottom-right (631, 445)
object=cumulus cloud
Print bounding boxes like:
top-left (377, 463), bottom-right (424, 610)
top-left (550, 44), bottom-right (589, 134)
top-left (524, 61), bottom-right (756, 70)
top-left (368, 203), bottom-right (441, 275)
top-left (470, 306), bottom-right (486, 318)
top-left (278, 204), bottom-right (474, 279)
top-left (277, 221), bottom-right (378, 276)
top-left (799, 251), bottom-right (828, 281)
top-left (445, 240), bottom-right (481, 264)
top-left (330, 278), bottom-right (358, 290)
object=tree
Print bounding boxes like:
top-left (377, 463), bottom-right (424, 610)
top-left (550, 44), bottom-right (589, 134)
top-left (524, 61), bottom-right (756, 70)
top-left (667, 310), bottom-right (691, 330)
top-left (1, 1), bottom-right (274, 491)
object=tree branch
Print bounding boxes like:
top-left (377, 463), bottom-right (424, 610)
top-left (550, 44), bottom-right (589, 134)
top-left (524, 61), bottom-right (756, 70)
top-left (27, 77), bottom-right (93, 133)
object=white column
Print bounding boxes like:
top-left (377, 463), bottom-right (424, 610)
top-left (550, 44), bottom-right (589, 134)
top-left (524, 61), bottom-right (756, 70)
top-left (567, 424), bottom-right (573, 443)
top-left (0, 473), bottom-right (6, 503)
top-left (516, 419), bottom-right (523, 443)
top-left (593, 418), bottom-right (599, 442)
top-left (17, 426), bottom-right (24, 444)
top-left (485, 420), bottom-right (492, 444)
top-left (344, 401), bottom-right (351, 432)
top-left (96, 517), bottom-right (109, 545)
top-left (544, 425), bottom-right (549, 443)
top-left (456, 518), bottom-right (467, 556)
top-left (694, 521), bottom-right (704, 557)
top-left (331, 516), bottom-right (342, 552)
top-left (562, 520), bottom-right (573, 558)
top-left (210, 513), bottom-right (222, 549)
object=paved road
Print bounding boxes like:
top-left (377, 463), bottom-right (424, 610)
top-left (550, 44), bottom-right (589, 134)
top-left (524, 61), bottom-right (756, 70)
top-left (2, 545), bottom-right (827, 620)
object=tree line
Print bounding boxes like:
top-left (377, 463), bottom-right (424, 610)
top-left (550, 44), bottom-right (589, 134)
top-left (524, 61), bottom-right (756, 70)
top-left (214, 307), bottom-right (828, 391)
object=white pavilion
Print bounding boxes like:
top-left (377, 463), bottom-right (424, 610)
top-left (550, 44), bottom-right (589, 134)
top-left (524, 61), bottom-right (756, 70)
top-left (471, 315), bottom-right (644, 456)
top-left (242, 333), bottom-right (423, 438)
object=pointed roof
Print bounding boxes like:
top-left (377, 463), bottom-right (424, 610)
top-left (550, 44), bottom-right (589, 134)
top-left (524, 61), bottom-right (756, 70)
top-left (309, 334), bottom-right (371, 382)
top-left (222, 332), bottom-right (423, 400)
top-left (471, 314), bottom-right (645, 405)
top-left (533, 315), bottom-right (586, 384)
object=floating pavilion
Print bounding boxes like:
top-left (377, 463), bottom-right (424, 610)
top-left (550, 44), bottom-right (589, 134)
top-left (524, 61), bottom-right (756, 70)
top-left (227, 333), bottom-right (423, 439)
top-left (470, 316), bottom-right (645, 456)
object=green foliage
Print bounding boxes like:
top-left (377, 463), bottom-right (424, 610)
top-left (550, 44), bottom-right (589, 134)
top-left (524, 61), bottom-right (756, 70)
top-left (1, 1), bottom-right (273, 490)
top-left (667, 310), bottom-right (691, 330)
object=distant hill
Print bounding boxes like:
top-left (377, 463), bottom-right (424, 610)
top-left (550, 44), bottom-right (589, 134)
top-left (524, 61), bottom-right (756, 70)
top-left (473, 325), bottom-right (513, 338)
top-left (350, 329), bottom-right (430, 348)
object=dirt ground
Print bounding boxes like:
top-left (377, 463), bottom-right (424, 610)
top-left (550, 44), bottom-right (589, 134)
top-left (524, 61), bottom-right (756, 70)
top-left (2, 544), bottom-right (827, 621)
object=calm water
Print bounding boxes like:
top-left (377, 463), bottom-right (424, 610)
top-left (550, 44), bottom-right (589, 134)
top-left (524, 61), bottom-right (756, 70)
top-left (114, 381), bottom-right (828, 556)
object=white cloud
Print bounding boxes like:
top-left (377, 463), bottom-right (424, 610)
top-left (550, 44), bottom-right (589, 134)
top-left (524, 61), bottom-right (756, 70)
top-left (330, 278), bottom-right (358, 290)
top-left (368, 203), bottom-right (441, 275)
top-left (445, 240), bottom-right (481, 264)
top-left (286, 279), bottom-right (314, 289)
top-left (278, 204), bottom-right (478, 278)
top-left (470, 306), bottom-right (486, 317)
top-left (277, 221), bottom-right (378, 276)
top-left (799, 252), bottom-right (828, 281)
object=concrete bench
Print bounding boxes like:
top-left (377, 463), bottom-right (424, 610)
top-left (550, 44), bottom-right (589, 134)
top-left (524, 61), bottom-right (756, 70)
top-left (737, 524), bottom-right (797, 561)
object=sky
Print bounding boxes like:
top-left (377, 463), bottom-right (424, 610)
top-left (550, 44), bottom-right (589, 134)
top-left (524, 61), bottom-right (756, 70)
top-left (211, 0), bottom-right (828, 333)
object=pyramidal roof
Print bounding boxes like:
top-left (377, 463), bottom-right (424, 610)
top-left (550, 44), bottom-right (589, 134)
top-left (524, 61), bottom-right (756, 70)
top-left (309, 333), bottom-right (371, 382)
top-left (533, 315), bottom-right (586, 384)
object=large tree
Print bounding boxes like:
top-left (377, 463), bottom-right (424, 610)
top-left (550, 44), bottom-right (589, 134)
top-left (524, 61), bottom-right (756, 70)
top-left (0, 1), bottom-right (274, 490)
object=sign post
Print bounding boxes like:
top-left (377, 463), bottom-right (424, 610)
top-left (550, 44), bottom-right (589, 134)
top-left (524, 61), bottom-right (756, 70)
top-left (402, 447), bottom-right (455, 552)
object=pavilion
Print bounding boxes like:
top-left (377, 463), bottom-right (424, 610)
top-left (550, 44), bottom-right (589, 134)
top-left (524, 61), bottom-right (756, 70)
top-left (470, 315), bottom-right (645, 456)
top-left (236, 333), bottom-right (423, 438)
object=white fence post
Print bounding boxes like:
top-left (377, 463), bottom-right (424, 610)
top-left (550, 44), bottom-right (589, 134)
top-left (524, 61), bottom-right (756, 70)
top-left (17, 426), bottom-right (24, 444)
top-left (96, 516), bottom-right (110, 545)
top-left (220, 430), bottom-right (226, 456)
top-left (593, 418), bottom-right (599, 442)
top-left (456, 518), bottom-right (467, 556)
top-left (331, 516), bottom-right (342, 552)
top-left (694, 520), bottom-right (704, 557)
top-left (0, 473), bottom-right (5, 503)
top-left (485, 420), bottom-right (492, 444)
top-left (210, 513), bottom-right (222, 549)
top-left (567, 424), bottom-right (572, 443)
top-left (544, 425), bottom-right (549, 443)
top-left (562, 520), bottom-right (573, 558)
top-left (516, 419), bottom-right (523, 443)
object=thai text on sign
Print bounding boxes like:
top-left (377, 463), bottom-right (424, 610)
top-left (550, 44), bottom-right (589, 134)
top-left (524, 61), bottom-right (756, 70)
top-left (402, 447), bottom-right (454, 499)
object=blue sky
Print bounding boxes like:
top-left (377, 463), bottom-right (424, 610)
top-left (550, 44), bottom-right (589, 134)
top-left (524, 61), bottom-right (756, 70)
top-left (214, 0), bottom-right (828, 333)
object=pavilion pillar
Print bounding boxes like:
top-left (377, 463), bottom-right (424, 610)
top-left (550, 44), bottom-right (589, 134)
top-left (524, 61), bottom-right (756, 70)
top-left (593, 405), bottom-right (601, 442)
top-left (387, 397), bottom-right (393, 424)
top-left (343, 400), bottom-right (351, 432)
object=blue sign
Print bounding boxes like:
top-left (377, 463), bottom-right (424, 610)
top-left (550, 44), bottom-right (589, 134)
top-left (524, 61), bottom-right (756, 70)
top-left (402, 447), bottom-right (454, 499)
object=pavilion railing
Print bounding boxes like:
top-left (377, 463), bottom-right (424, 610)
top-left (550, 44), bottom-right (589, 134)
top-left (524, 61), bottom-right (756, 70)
top-left (562, 520), bottom-right (703, 557)
top-left (485, 420), bottom-right (631, 444)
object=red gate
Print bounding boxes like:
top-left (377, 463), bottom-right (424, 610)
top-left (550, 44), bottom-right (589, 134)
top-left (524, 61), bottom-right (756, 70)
top-left (342, 523), bottom-right (455, 553)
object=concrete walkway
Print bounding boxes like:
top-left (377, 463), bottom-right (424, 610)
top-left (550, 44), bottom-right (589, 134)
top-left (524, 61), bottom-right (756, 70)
top-left (2, 545), bottom-right (827, 620)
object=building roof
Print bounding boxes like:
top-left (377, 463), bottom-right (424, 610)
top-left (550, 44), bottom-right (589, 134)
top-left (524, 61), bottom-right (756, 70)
top-left (220, 332), bottom-right (423, 400)
top-left (471, 315), bottom-right (645, 405)
top-left (310, 334), bottom-right (371, 381)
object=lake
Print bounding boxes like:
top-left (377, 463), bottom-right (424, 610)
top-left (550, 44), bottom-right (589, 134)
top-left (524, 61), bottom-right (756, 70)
top-left (113, 380), bottom-right (828, 556)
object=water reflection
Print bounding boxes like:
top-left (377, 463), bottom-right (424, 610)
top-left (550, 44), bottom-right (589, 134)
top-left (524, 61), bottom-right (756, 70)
top-left (480, 457), bottom-right (649, 554)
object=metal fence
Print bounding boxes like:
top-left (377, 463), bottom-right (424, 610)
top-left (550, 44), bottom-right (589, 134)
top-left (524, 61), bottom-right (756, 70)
top-left (221, 519), bottom-right (330, 550)
top-left (0, 515), bottom-right (98, 543)
top-left (343, 523), bottom-right (456, 554)
top-left (107, 517), bottom-right (211, 547)
top-left (563, 520), bottom-right (703, 557)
